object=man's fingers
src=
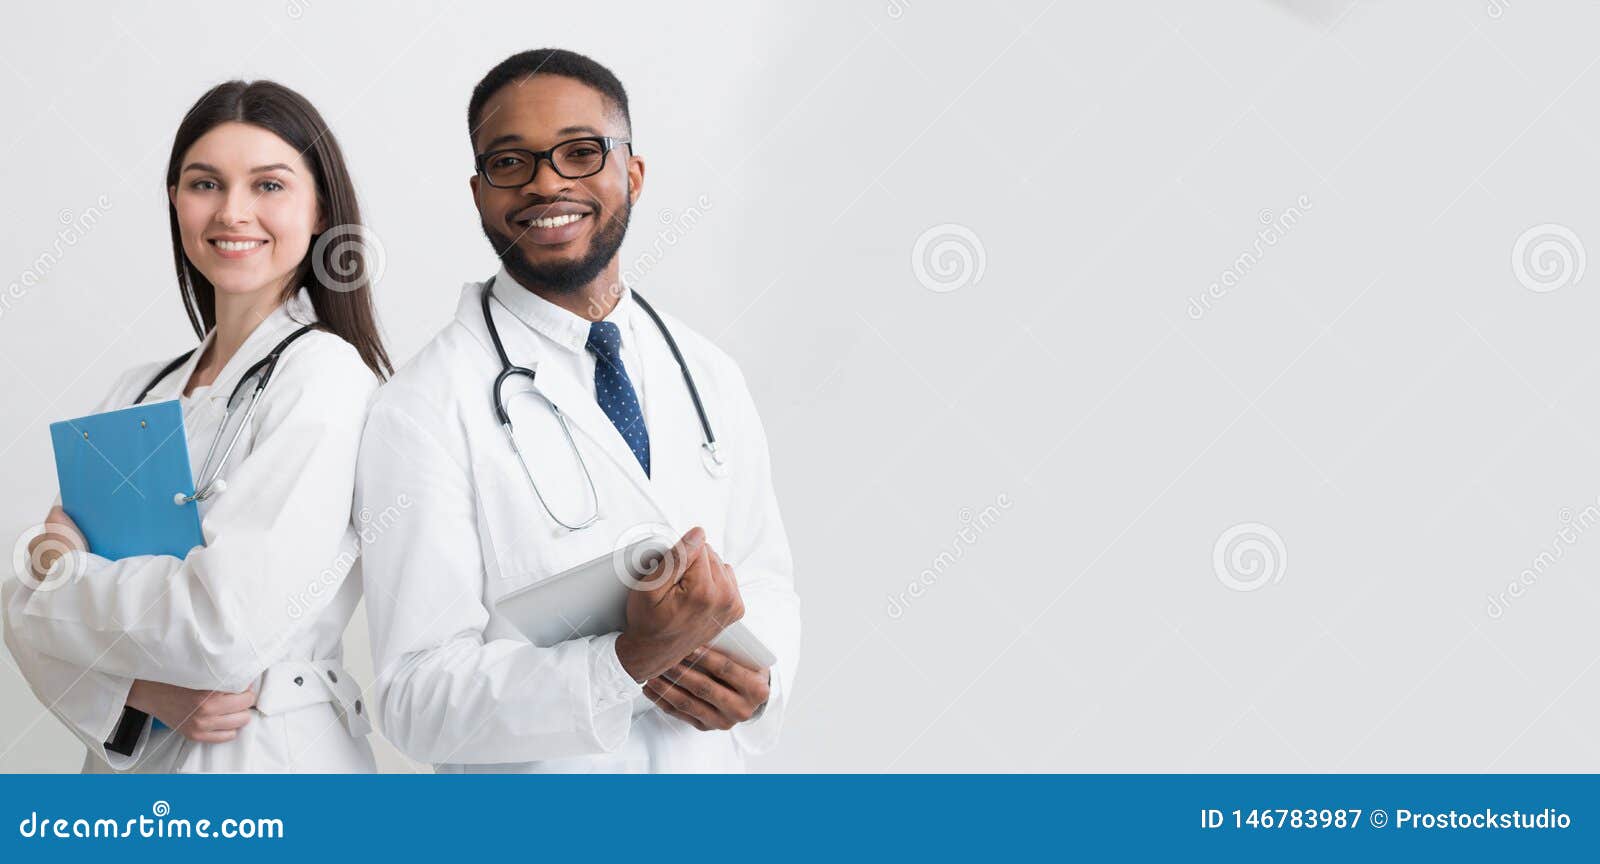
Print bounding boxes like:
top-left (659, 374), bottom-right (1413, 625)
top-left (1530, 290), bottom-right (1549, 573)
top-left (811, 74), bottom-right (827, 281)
top-left (655, 703), bottom-right (707, 731)
top-left (643, 678), bottom-right (726, 730)
top-left (696, 546), bottom-right (743, 623)
top-left (673, 540), bottom-right (718, 603)
top-left (704, 546), bottom-right (737, 592)
top-left (687, 647), bottom-right (768, 700)
top-left (653, 528), bottom-right (707, 599)
top-left (666, 705), bottom-right (709, 731)
top-left (663, 662), bottom-right (744, 721)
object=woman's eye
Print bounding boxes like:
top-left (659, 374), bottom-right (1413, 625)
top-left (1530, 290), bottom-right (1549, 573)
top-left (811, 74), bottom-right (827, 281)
top-left (258, 179), bottom-right (285, 193)
top-left (190, 179), bottom-right (219, 191)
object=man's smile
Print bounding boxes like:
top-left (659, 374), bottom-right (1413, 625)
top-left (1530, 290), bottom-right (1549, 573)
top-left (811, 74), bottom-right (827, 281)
top-left (510, 201), bottom-right (594, 245)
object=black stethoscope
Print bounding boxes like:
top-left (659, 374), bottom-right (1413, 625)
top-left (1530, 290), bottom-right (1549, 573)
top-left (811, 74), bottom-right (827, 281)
top-left (481, 276), bottom-right (725, 531)
top-left (136, 323), bottom-right (319, 505)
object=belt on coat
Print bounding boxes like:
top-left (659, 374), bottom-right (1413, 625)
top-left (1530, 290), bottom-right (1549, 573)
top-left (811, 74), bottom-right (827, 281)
top-left (253, 659), bottom-right (372, 739)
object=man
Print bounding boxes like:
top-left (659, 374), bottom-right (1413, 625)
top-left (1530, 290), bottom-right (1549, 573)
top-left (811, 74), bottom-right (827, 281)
top-left (355, 48), bottom-right (800, 772)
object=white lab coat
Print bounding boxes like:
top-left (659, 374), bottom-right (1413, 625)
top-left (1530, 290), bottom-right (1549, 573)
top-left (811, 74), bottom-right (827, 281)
top-left (2, 290), bottom-right (379, 773)
top-left (355, 272), bottom-right (801, 772)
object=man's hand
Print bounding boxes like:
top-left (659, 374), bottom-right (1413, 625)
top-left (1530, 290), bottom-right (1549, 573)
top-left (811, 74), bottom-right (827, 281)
top-left (25, 506), bottom-right (86, 583)
top-left (644, 646), bottom-right (771, 731)
top-left (126, 680), bottom-right (257, 744)
top-left (613, 527), bottom-right (744, 682)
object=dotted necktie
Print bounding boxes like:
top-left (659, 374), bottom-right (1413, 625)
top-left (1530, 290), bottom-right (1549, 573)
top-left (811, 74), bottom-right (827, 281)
top-left (586, 320), bottom-right (651, 477)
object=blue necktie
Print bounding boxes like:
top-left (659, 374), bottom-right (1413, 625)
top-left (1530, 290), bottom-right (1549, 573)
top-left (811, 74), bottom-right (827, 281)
top-left (586, 320), bottom-right (651, 477)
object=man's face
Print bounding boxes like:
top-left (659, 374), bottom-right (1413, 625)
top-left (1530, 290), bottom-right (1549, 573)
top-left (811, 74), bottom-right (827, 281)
top-left (470, 74), bottom-right (643, 293)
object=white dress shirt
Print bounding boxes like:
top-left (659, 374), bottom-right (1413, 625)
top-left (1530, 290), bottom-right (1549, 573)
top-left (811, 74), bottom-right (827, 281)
top-left (491, 272), bottom-right (649, 418)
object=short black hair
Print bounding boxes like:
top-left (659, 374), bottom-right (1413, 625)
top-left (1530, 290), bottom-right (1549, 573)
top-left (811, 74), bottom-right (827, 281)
top-left (468, 48), bottom-right (631, 147)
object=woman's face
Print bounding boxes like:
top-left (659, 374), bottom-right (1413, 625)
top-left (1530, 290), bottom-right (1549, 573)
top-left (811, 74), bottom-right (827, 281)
top-left (169, 122), bottom-right (321, 301)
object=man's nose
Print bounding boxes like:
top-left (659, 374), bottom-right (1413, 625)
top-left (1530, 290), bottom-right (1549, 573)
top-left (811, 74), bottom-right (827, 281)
top-left (518, 157), bottom-right (574, 198)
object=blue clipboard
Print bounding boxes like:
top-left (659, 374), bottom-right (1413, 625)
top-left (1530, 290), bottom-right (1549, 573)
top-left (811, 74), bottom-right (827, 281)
top-left (49, 399), bottom-right (204, 561)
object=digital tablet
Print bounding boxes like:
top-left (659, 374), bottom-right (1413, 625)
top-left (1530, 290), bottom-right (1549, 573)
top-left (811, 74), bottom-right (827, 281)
top-left (493, 535), bottom-right (777, 671)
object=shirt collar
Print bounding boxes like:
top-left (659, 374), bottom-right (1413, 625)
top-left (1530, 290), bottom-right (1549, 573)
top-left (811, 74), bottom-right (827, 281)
top-left (490, 265), bottom-right (635, 355)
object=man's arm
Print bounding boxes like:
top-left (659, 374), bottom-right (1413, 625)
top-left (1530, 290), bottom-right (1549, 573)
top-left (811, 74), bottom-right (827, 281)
top-left (357, 399), bottom-right (642, 765)
top-left (642, 362), bottom-right (801, 749)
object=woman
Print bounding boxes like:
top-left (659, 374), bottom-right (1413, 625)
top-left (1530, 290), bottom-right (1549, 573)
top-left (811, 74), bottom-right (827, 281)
top-left (2, 80), bottom-right (391, 772)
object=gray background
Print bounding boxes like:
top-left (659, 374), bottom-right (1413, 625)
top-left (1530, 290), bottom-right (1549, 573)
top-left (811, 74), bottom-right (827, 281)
top-left (4, 0), bottom-right (1599, 772)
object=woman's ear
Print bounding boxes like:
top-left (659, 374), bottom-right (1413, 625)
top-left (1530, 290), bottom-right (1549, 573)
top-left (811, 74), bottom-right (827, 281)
top-left (167, 185), bottom-right (177, 207)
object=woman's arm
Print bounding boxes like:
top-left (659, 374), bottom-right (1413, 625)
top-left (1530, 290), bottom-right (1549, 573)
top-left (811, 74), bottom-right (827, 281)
top-left (3, 577), bottom-right (146, 768)
top-left (11, 337), bottom-right (377, 691)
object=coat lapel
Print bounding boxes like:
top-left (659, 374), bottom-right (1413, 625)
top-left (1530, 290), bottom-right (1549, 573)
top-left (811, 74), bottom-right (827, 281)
top-left (631, 299), bottom-right (709, 531)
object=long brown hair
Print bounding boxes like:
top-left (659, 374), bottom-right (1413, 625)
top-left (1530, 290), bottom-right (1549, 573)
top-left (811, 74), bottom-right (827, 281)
top-left (165, 80), bottom-right (392, 378)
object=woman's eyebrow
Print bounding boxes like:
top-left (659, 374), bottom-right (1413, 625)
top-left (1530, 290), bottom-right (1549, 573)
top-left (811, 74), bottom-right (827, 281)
top-left (179, 162), bottom-right (296, 173)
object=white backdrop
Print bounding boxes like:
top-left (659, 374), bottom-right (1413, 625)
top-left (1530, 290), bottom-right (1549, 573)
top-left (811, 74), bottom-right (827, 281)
top-left (5, 0), bottom-right (1600, 772)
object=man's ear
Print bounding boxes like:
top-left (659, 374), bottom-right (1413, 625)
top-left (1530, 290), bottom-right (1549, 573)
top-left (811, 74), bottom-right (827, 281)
top-left (627, 154), bottom-right (646, 207)
top-left (469, 173), bottom-right (480, 197)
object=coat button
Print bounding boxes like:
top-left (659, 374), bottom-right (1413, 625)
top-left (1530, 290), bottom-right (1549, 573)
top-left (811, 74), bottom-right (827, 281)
top-left (354, 700), bottom-right (363, 715)
top-left (293, 676), bottom-right (304, 686)
top-left (327, 670), bottom-right (338, 684)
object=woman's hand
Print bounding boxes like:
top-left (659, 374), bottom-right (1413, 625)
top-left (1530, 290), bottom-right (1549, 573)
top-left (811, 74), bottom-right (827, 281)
top-left (24, 506), bottom-right (86, 583)
top-left (126, 680), bottom-right (257, 744)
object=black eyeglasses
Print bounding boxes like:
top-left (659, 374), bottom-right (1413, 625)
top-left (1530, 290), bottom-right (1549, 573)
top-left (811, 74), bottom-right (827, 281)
top-left (474, 136), bottom-right (631, 188)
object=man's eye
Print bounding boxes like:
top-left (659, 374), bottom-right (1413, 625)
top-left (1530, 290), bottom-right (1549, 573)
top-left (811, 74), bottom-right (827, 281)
top-left (493, 155), bottom-right (524, 169)
top-left (568, 146), bottom-right (600, 158)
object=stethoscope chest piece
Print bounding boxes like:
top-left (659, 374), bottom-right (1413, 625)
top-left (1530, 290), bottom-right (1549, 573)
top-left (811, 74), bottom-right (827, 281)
top-left (138, 323), bottom-right (320, 509)
top-left (701, 442), bottom-right (730, 479)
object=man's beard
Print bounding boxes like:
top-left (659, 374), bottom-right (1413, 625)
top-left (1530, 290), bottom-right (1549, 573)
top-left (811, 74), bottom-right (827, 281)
top-left (482, 197), bottom-right (631, 295)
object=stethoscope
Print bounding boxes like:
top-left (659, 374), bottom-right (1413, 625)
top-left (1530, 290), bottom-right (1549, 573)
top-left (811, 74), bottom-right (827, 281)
top-left (480, 276), bottom-right (725, 532)
top-left (135, 323), bottom-right (319, 506)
